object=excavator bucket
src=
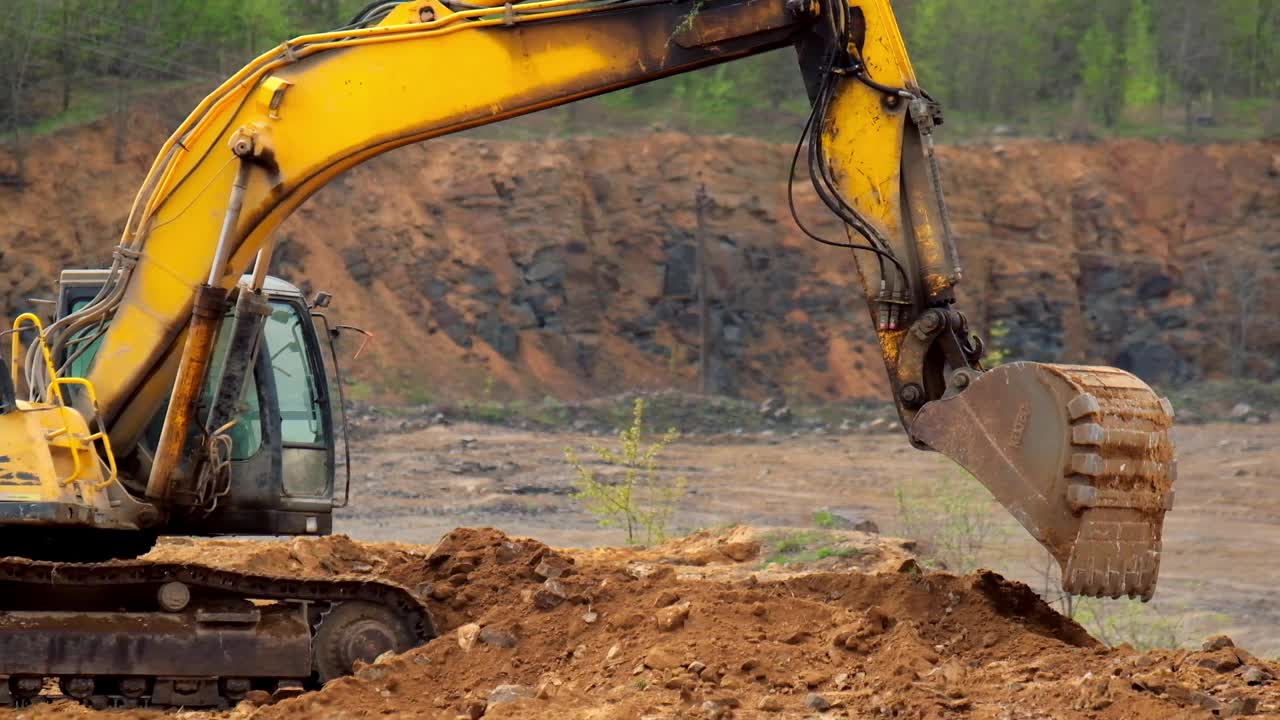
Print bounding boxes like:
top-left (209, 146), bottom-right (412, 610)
top-left (911, 363), bottom-right (1175, 601)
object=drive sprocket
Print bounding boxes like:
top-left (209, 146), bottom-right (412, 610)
top-left (313, 600), bottom-right (419, 683)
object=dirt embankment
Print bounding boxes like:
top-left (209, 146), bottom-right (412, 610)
top-left (2, 115), bottom-right (1277, 402)
top-left (11, 528), bottom-right (1279, 719)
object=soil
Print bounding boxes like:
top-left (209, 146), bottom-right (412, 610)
top-left (333, 414), bottom-right (1280, 657)
top-left (4, 417), bottom-right (1278, 720)
top-left (7, 525), bottom-right (1278, 720)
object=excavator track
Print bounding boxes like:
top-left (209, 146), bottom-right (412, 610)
top-left (0, 558), bottom-right (435, 708)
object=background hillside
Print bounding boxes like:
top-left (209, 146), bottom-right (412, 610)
top-left (0, 1), bottom-right (1278, 404)
top-left (3, 108), bottom-right (1277, 402)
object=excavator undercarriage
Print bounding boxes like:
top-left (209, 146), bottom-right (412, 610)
top-left (0, 559), bottom-right (431, 707)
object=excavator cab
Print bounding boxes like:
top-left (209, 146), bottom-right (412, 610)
top-left (27, 270), bottom-right (349, 548)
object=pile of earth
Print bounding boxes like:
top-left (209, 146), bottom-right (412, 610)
top-left (12, 527), bottom-right (1278, 719)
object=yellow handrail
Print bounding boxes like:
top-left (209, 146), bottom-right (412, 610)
top-left (47, 377), bottom-right (119, 490)
top-left (10, 313), bottom-right (65, 404)
top-left (10, 315), bottom-right (119, 489)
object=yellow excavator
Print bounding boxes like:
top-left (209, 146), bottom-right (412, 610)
top-left (0, 0), bottom-right (1175, 707)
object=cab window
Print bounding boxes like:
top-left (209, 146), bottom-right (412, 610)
top-left (265, 303), bottom-right (325, 446)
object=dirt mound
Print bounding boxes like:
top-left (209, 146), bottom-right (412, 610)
top-left (253, 529), bottom-right (1278, 720)
top-left (15, 528), bottom-right (1272, 720)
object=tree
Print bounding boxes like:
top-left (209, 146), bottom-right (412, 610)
top-left (1078, 16), bottom-right (1123, 126)
top-left (1123, 0), bottom-right (1160, 110)
top-left (0, 3), bottom-right (47, 186)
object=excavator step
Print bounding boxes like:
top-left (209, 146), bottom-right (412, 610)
top-left (910, 362), bottom-right (1175, 601)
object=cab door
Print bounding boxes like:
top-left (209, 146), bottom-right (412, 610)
top-left (262, 300), bottom-right (335, 501)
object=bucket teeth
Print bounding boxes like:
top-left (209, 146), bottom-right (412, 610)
top-left (1062, 508), bottom-right (1162, 600)
top-left (910, 362), bottom-right (1176, 601)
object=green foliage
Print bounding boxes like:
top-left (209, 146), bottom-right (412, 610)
top-left (564, 399), bottom-right (688, 545)
top-left (2, 0), bottom-right (1277, 154)
top-left (760, 529), bottom-right (861, 567)
top-left (813, 510), bottom-right (837, 529)
top-left (982, 320), bottom-right (1013, 367)
top-left (1069, 597), bottom-right (1184, 650)
top-left (1078, 16), bottom-right (1124, 126)
top-left (1123, 0), bottom-right (1160, 108)
top-left (895, 469), bottom-right (1005, 574)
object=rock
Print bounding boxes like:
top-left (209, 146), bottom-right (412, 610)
top-left (605, 644), bottom-right (623, 663)
top-left (656, 601), bottom-right (691, 631)
top-left (1230, 404), bottom-right (1252, 420)
top-left (653, 590), bottom-right (680, 608)
top-left (1197, 649), bottom-right (1242, 673)
top-left (720, 541), bottom-right (758, 562)
top-left (1222, 696), bottom-right (1260, 716)
top-left (644, 645), bottom-right (684, 670)
top-left (1243, 665), bottom-right (1272, 685)
top-left (488, 684), bottom-right (534, 705)
top-left (806, 692), bottom-right (832, 711)
top-left (757, 695), bottom-right (785, 712)
top-left (534, 578), bottom-right (568, 610)
top-left (1190, 690), bottom-right (1222, 712)
top-left (495, 541), bottom-right (521, 564)
top-left (356, 665), bottom-right (386, 681)
top-left (687, 661), bottom-right (707, 674)
top-left (664, 676), bottom-right (689, 691)
top-left (479, 626), bottom-right (518, 649)
top-left (457, 623), bottom-right (482, 651)
top-left (242, 690), bottom-right (274, 707)
top-left (1204, 635), bottom-right (1236, 651)
top-left (700, 700), bottom-right (729, 720)
top-left (534, 554), bottom-right (574, 579)
top-left (374, 650), bottom-right (397, 665)
top-left (582, 610), bottom-right (599, 624)
top-left (461, 699), bottom-right (488, 719)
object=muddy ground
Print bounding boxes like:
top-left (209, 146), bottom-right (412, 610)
top-left (337, 415), bottom-right (1280, 657)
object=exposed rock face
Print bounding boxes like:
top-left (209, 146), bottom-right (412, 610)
top-left (2, 117), bottom-right (1276, 401)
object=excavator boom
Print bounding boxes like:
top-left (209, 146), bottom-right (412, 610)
top-left (0, 0), bottom-right (1175, 707)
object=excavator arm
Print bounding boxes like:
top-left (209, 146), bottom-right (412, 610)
top-left (32, 0), bottom-right (1172, 600)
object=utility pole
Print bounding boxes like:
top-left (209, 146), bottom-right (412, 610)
top-left (695, 184), bottom-right (711, 395)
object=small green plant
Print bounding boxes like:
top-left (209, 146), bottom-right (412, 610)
top-left (1070, 597), bottom-right (1185, 650)
top-left (895, 470), bottom-right (1006, 574)
top-left (564, 398), bottom-right (688, 545)
top-left (815, 547), bottom-right (860, 560)
top-left (983, 320), bottom-right (1014, 366)
top-left (813, 510), bottom-right (837, 529)
top-left (760, 530), bottom-right (862, 567)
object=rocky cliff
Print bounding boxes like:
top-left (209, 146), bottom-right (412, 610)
top-left (2, 116), bottom-right (1277, 402)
